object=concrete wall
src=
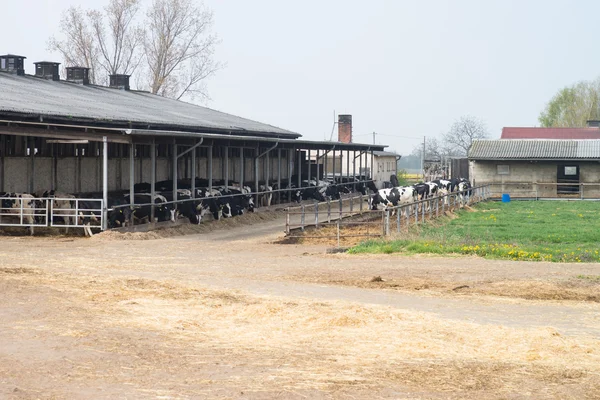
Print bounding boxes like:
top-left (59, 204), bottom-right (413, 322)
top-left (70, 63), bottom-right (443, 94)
top-left (0, 151), bottom-right (294, 194)
top-left (470, 160), bottom-right (600, 198)
top-left (373, 156), bottom-right (398, 189)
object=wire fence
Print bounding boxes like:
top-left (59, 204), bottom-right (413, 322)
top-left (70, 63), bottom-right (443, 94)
top-left (285, 185), bottom-right (493, 245)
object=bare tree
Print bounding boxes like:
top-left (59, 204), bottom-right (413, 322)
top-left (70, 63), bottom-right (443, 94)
top-left (48, 6), bottom-right (100, 84)
top-left (88, 0), bottom-right (144, 80)
top-left (443, 116), bottom-right (489, 155)
top-left (49, 0), bottom-right (221, 99)
top-left (144, 0), bottom-right (221, 100)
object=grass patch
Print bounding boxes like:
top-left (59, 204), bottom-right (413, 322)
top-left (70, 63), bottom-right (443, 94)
top-left (576, 275), bottom-right (600, 282)
top-left (350, 201), bottom-right (600, 262)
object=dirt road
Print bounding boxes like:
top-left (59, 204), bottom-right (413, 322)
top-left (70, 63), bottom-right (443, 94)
top-left (1, 216), bottom-right (599, 399)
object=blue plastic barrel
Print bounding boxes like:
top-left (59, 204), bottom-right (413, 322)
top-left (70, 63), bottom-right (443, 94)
top-left (501, 193), bottom-right (511, 203)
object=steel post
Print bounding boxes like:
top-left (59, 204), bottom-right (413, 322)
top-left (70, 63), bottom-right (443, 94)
top-left (224, 146), bottom-right (229, 188)
top-left (172, 140), bottom-right (178, 207)
top-left (102, 136), bottom-right (108, 230)
top-left (151, 140), bottom-right (156, 223)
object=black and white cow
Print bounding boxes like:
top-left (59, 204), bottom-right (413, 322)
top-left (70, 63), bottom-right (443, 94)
top-left (0, 193), bottom-right (36, 235)
top-left (125, 193), bottom-right (173, 224)
top-left (369, 188), bottom-right (400, 210)
top-left (357, 180), bottom-right (378, 196)
top-left (38, 190), bottom-right (77, 233)
top-left (194, 188), bottom-right (226, 221)
top-left (160, 191), bottom-right (201, 224)
top-left (457, 180), bottom-right (472, 206)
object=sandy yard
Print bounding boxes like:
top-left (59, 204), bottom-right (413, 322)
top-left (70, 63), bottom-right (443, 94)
top-left (0, 215), bottom-right (599, 399)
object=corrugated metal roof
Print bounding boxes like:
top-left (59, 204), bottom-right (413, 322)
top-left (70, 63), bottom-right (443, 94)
top-left (0, 72), bottom-right (299, 138)
top-left (469, 139), bottom-right (600, 160)
top-left (501, 127), bottom-right (600, 139)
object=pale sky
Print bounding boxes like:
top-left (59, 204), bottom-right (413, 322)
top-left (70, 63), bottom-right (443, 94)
top-left (3, 0), bottom-right (599, 154)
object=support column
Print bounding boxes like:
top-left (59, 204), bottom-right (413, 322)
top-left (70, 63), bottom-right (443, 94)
top-left (277, 148), bottom-right (282, 203)
top-left (346, 149), bottom-right (350, 185)
top-left (287, 148), bottom-right (293, 189)
top-left (151, 140), bottom-right (156, 223)
top-left (307, 149), bottom-right (312, 182)
top-left (52, 143), bottom-right (57, 191)
top-left (352, 150), bottom-right (357, 191)
top-left (29, 137), bottom-right (35, 193)
top-left (315, 149), bottom-right (320, 183)
top-left (297, 149), bottom-right (301, 188)
top-left (332, 149), bottom-right (336, 183)
top-left (324, 149), bottom-right (328, 180)
top-left (116, 143), bottom-right (122, 190)
top-left (254, 146), bottom-right (260, 205)
top-left (172, 140), bottom-right (178, 207)
top-left (129, 143), bottom-right (135, 223)
top-left (102, 137), bottom-right (108, 231)
top-left (224, 146), bottom-right (229, 188)
top-left (208, 144), bottom-right (213, 192)
top-left (191, 145), bottom-right (196, 197)
top-left (0, 135), bottom-right (5, 192)
top-left (240, 147), bottom-right (245, 189)
top-left (76, 144), bottom-right (82, 193)
top-left (370, 150), bottom-right (374, 182)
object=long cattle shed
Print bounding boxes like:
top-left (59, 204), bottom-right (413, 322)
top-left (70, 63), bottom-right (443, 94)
top-left (0, 55), bottom-right (385, 231)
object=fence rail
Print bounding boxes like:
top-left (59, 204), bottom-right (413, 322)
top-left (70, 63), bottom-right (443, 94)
top-left (0, 197), bottom-right (104, 231)
top-left (285, 185), bottom-right (493, 243)
top-left (486, 182), bottom-right (600, 200)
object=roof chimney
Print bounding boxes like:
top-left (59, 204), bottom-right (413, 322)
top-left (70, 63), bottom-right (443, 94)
top-left (34, 61), bottom-right (60, 81)
top-left (109, 74), bottom-right (130, 90)
top-left (0, 54), bottom-right (26, 75)
top-left (66, 67), bottom-right (90, 85)
top-left (338, 114), bottom-right (352, 143)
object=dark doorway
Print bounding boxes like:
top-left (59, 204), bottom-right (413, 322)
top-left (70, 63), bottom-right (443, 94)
top-left (451, 158), bottom-right (469, 180)
top-left (557, 164), bottom-right (579, 195)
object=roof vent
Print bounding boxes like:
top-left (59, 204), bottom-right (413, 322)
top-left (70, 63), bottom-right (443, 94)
top-left (109, 74), bottom-right (130, 90)
top-left (0, 54), bottom-right (26, 75)
top-left (66, 67), bottom-right (90, 85)
top-left (34, 61), bottom-right (60, 81)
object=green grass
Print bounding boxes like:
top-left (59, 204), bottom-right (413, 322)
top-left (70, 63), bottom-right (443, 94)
top-left (350, 201), bottom-right (600, 262)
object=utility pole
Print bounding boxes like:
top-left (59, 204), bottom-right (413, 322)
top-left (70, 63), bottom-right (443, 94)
top-left (372, 131), bottom-right (376, 144)
top-left (421, 136), bottom-right (426, 181)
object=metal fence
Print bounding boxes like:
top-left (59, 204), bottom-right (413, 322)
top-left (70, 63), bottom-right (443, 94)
top-left (487, 182), bottom-right (600, 200)
top-left (285, 185), bottom-right (493, 244)
top-left (0, 197), bottom-right (104, 232)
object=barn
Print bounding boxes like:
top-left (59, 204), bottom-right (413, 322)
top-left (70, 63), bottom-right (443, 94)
top-left (0, 54), bottom-right (385, 231)
top-left (469, 136), bottom-right (600, 199)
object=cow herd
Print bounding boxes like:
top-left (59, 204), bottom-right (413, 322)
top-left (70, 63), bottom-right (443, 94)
top-left (0, 176), bottom-right (380, 235)
top-left (368, 177), bottom-right (472, 216)
top-left (0, 176), bottom-right (472, 235)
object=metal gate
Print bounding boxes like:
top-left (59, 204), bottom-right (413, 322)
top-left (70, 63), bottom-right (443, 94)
top-left (0, 197), bottom-right (104, 231)
top-left (50, 198), bottom-right (104, 230)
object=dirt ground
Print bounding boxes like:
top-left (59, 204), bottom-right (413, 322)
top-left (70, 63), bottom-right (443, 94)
top-left (0, 215), bottom-right (599, 399)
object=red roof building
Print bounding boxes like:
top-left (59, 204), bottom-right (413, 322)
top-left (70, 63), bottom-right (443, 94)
top-left (501, 127), bottom-right (600, 139)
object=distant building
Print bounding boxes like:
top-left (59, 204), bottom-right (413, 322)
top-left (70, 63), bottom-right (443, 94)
top-left (469, 139), bottom-right (600, 198)
top-left (501, 127), bottom-right (600, 139)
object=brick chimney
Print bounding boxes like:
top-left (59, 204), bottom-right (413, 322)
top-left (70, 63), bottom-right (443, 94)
top-left (338, 114), bottom-right (352, 143)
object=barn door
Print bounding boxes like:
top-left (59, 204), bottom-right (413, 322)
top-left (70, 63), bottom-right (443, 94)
top-left (557, 164), bottom-right (579, 195)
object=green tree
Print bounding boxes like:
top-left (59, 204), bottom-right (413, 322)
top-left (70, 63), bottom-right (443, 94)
top-left (539, 79), bottom-right (600, 127)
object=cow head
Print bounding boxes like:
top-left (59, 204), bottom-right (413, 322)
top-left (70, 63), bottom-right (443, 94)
top-left (1, 194), bottom-right (15, 209)
top-left (222, 202), bottom-right (232, 218)
top-left (246, 196), bottom-right (255, 212)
